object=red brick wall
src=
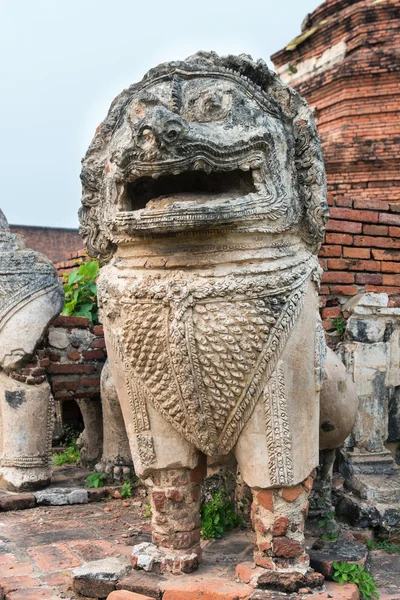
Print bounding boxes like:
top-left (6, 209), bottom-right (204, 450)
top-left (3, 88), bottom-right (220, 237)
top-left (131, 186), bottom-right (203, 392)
top-left (55, 249), bottom-right (89, 278)
top-left (9, 225), bottom-right (82, 263)
top-left (272, 0), bottom-right (400, 331)
top-left (45, 316), bottom-right (106, 405)
top-left (8, 316), bottom-right (106, 425)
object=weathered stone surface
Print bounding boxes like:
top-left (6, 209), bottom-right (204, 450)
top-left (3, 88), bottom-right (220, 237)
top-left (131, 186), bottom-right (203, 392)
top-left (256, 569), bottom-right (324, 593)
top-left (309, 538), bottom-right (368, 579)
top-left (95, 360), bottom-right (134, 483)
top-left (0, 492), bottom-right (36, 511)
top-left (35, 487), bottom-right (89, 505)
top-left (338, 292), bottom-right (400, 527)
top-left (320, 348), bottom-right (357, 451)
top-left (72, 557), bottom-right (131, 597)
top-left (131, 542), bottom-right (200, 575)
top-left (0, 209), bottom-right (64, 492)
top-left (79, 51), bottom-right (330, 571)
top-left (117, 572), bottom-right (163, 599)
top-left (0, 374), bottom-right (54, 492)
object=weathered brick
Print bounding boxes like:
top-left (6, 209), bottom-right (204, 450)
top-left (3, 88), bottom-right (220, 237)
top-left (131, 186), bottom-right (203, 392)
top-left (325, 233), bottom-right (354, 246)
top-left (321, 306), bottom-right (341, 319)
top-left (319, 245), bottom-right (342, 257)
top-left (389, 226), bottom-right (400, 237)
top-left (356, 273), bottom-right (382, 285)
top-left (379, 212), bottom-right (400, 225)
top-left (326, 220), bottom-right (362, 234)
top-left (363, 224), bottom-right (389, 236)
top-left (381, 262), bottom-right (400, 273)
top-left (330, 207), bottom-right (379, 224)
top-left (355, 236), bottom-right (400, 249)
top-left (91, 338), bottom-right (106, 349)
top-left (322, 271), bottom-right (355, 283)
top-left (257, 490), bottom-right (274, 512)
top-left (372, 249), bottom-right (400, 261)
top-left (92, 325), bottom-right (104, 336)
top-left (272, 536), bottom-right (303, 558)
top-left (47, 364), bottom-right (94, 375)
top-left (82, 349), bottom-right (105, 359)
top-left (53, 316), bottom-right (90, 328)
top-left (329, 285), bottom-right (358, 296)
top-left (279, 486), bottom-right (303, 502)
top-left (382, 274), bottom-right (400, 286)
top-left (343, 247), bottom-right (370, 259)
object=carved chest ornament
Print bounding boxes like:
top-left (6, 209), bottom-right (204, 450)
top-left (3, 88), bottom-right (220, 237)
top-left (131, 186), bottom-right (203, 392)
top-left (106, 256), bottom-right (316, 459)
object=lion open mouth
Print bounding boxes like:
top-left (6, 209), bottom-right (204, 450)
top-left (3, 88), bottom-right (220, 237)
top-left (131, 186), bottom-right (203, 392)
top-left (110, 153), bottom-right (285, 234)
top-left (126, 168), bottom-right (257, 211)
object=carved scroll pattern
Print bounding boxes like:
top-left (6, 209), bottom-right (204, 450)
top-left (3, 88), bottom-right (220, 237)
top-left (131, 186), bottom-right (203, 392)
top-left (107, 329), bottom-right (155, 469)
top-left (263, 360), bottom-right (294, 486)
top-left (314, 314), bottom-right (327, 393)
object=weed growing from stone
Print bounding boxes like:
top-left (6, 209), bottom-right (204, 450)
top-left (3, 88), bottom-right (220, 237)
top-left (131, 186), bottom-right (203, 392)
top-left (121, 480), bottom-right (132, 499)
top-left (333, 316), bottom-right (346, 334)
top-left (333, 561), bottom-right (379, 600)
top-left (62, 259), bottom-right (99, 324)
top-left (52, 444), bottom-right (80, 466)
top-left (52, 428), bottom-right (80, 466)
top-left (366, 538), bottom-right (400, 554)
top-left (318, 511), bottom-right (339, 542)
top-left (143, 502), bottom-right (152, 517)
top-left (85, 472), bottom-right (105, 488)
top-left (200, 490), bottom-right (242, 539)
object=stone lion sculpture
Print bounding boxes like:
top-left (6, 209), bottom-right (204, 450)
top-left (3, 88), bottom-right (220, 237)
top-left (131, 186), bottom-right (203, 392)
top-left (0, 209), bottom-right (64, 490)
top-left (80, 51), bottom-right (331, 584)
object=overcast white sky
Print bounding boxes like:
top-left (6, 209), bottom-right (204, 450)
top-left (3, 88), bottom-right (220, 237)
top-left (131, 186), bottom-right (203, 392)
top-left (1, 0), bottom-right (320, 228)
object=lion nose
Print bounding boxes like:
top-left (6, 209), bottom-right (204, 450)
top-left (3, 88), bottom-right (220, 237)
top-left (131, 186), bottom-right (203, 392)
top-left (139, 108), bottom-right (187, 148)
top-left (161, 120), bottom-right (185, 145)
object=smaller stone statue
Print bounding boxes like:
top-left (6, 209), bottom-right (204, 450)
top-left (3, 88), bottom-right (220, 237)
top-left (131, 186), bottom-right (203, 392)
top-left (0, 209), bottom-right (64, 490)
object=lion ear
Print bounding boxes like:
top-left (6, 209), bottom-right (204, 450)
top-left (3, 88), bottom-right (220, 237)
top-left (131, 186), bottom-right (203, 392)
top-left (78, 205), bottom-right (116, 263)
top-left (294, 111), bottom-right (329, 253)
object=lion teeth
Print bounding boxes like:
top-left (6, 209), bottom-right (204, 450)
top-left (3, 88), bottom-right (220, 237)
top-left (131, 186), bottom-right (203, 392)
top-left (239, 163), bottom-right (250, 171)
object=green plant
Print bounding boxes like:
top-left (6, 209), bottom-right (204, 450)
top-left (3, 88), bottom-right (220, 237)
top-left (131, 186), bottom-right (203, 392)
top-left (200, 490), bottom-right (242, 540)
top-left (52, 444), bottom-right (80, 466)
top-left (318, 511), bottom-right (339, 542)
top-left (121, 480), bottom-right (132, 499)
top-left (333, 562), bottom-right (379, 600)
top-left (333, 316), bottom-right (346, 334)
top-left (144, 502), bottom-right (152, 517)
top-left (52, 428), bottom-right (80, 466)
top-left (62, 260), bottom-right (99, 324)
top-left (85, 472), bottom-right (105, 488)
top-left (366, 538), bottom-right (400, 554)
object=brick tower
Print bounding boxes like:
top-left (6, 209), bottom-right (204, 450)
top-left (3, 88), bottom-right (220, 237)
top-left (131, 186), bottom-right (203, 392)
top-left (272, 0), bottom-right (400, 332)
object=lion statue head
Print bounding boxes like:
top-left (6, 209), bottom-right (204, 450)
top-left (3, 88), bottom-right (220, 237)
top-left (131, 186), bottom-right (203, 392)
top-left (79, 51), bottom-right (328, 261)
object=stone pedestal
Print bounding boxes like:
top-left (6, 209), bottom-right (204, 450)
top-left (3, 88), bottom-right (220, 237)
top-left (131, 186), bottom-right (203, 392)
top-left (0, 372), bottom-right (54, 490)
top-left (339, 293), bottom-right (400, 528)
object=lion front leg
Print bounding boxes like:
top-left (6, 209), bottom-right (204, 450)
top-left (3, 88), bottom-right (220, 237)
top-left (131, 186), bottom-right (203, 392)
top-left (132, 455), bottom-right (206, 575)
top-left (234, 282), bottom-right (325, 592)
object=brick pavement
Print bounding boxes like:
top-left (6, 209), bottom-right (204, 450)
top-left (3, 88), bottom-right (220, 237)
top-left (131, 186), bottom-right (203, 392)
top-left (0, 494), bottom-right (398, 599)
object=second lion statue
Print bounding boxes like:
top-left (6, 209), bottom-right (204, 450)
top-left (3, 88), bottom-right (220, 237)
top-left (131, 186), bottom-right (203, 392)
top-left (79, 52), bottom-right (330, 583)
